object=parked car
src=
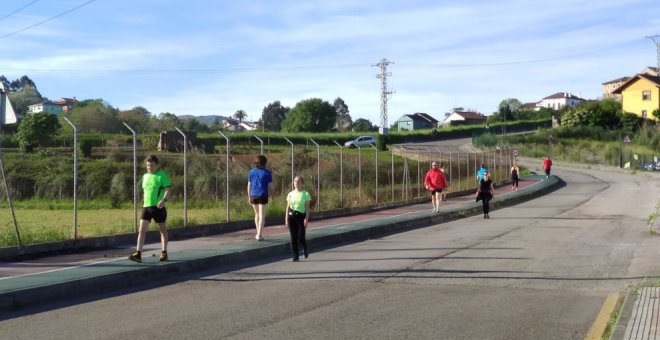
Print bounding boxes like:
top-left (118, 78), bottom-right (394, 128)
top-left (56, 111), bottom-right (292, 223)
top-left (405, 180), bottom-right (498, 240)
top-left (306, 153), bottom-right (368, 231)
top-left (344, 136), bottom-right (376, 148)
top-left (640, 161), bottom-right (660, 171)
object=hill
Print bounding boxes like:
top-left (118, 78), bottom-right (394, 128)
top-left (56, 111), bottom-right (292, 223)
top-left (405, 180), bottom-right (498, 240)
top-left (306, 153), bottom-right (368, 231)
top-left (178, 115), bottom-right (228, 126)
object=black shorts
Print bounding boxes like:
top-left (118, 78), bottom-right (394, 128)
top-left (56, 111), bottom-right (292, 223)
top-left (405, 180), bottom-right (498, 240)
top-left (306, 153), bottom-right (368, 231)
top-left (250, 195), bottom-right (269, 205)
top-left (545, 169), bottom-right (551, 176)
top-left (430, 189), bottom-right (443, 196)
top-left (141, 206), bottom-right (167, 223)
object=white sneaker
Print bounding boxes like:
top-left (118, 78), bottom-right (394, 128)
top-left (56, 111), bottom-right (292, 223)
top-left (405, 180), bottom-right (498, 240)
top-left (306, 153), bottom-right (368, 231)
top-left (432, 209), bottom-right (437, 213)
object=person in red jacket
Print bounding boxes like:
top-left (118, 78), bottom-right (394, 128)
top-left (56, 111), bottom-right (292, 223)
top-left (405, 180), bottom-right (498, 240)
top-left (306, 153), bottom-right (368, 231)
top-left (424, 161), bottom-right (448, 213)
top-left (543, 157), bottom-right (553, 179)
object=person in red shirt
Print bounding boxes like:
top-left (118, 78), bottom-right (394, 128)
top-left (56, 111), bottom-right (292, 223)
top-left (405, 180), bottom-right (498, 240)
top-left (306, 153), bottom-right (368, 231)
top-left (543, 157), bottom-right (553, 179)
top-left (424, 161), bottom-right (448, 213)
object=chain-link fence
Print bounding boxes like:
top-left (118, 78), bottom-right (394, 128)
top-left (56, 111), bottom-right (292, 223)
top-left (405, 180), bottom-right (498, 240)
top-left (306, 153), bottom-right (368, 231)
top-left (0, 129), bottom-right (512, 247)
top-left (510, 142), bottom-right (659, 170)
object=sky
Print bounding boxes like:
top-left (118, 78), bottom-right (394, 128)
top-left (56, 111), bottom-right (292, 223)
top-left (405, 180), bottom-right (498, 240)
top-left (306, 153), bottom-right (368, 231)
top-left (0, 0), bottom-right (659, 127)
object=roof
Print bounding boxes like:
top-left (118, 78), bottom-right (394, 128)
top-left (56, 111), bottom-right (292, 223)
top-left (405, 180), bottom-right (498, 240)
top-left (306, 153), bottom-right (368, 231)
top-left (28, 101), bottom-right (63, 107)
top-left (400, 112), bottom-right (439, 123)
top-left (53, 97), bottom-right (78, 105)
top-left (613, 74), bottom-right (660, 94)
top-left (602, 76), bottom-right (630, 85)
top-left (521, 102), bottom-right (538, 109)
top-left (454, 111), bottom-right (486, 120)
top-left (542, 92), bottom-right (584, 100)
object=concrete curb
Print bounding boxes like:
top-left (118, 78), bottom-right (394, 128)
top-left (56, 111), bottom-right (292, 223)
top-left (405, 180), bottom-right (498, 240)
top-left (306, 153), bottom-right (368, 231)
top-left (0, 175), bottom-right (560, 311)
top-left (610, 288), bottom-right (636, 340)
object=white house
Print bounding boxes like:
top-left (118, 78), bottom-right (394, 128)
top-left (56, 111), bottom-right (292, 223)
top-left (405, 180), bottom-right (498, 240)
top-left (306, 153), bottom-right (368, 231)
top-left (222, 118), bottom-right (258, 131)
top-left (27, 101), bottom-right (64, 116)
top-left (536, 92), bottom-right (585, 110)
top-left (442, 109), bottom-right (486, 126)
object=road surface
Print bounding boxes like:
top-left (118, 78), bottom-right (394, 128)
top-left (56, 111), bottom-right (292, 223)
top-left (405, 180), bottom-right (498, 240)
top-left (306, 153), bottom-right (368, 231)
top-left (1, 164), bottom-right (659, 340)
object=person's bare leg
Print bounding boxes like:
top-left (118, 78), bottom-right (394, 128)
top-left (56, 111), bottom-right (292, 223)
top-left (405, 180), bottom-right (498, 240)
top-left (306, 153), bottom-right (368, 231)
top-left (251, 204), bottom-right (260, 237)
top-left (257, 204), bottom-right (267, 237)
top-left (158, 222), bottom-right (168, 252)
top-left (136, 219), bottom-right (150, 252)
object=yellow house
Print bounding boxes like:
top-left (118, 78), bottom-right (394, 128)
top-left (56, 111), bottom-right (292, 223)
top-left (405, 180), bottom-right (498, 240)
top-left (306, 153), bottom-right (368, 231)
top-left (613, 74), bottom-right (660, 121)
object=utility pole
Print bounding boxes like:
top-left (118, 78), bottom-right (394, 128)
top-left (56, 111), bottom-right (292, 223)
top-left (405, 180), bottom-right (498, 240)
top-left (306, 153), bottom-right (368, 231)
top-left (647, 35), bottom-right (660, 74)
top-left (373, 58), bottom-right (394, 135)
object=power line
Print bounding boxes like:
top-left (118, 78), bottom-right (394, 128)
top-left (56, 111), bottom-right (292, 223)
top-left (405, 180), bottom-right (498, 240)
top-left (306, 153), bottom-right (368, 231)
top-left (0, 63), bottom-right (369, 74)
top-left (0, 0), bottom-right (98, 40)
top-left (0, 0), bottom-right (41, 22)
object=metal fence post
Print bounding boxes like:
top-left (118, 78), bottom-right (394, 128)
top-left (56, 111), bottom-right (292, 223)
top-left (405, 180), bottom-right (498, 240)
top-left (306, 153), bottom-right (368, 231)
top-left (218, 131), bottom-right (230, 222)
top-left (283, 137), bottom-right (294, 189)
top-left (174, 128), bottom-right (188, 228)
top-left (122, 122), bottom-right (138, 233)
top-left (391, 146), bottom-right (395, 202)
top-left (253, 135), bottom-right (264, 155)
top-left (416, 147), bottom-right (421, 198)
top-left (403, 147), bottom-right (408, 200)
top-left (63, 117), bottom-right (78, 240)
top-left (0, 90), bottom-right (21, 246)
top-left (355, 144), bottom-right (362, 205)
top-left (370, 144), bottom-right (378, 204)
top-left (448, 151), bottom-right (453, 192)
top-left (309, 138), bottom-right (320, 211)
top-left (333, 141), bottom-right (344, 207)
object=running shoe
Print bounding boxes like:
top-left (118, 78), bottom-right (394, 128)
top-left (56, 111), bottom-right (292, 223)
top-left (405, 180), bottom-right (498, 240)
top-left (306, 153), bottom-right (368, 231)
top-left (159, 251), bottom-right (168, 261)
top-left (128, 250), bottom-right (142, 263)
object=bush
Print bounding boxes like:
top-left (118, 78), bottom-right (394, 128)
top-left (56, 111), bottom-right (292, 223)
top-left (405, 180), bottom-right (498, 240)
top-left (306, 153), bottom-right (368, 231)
top-left (78, 138), bottom-right (98, 158)
top-left (109, 172), bottom-right (128, 208)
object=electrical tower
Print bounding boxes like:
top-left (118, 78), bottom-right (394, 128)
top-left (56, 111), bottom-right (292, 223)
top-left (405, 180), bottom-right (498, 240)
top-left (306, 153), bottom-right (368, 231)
top-left (647, 35), bottom-right (660, 74)
top-left (373, 58), bottom-right (394, 135)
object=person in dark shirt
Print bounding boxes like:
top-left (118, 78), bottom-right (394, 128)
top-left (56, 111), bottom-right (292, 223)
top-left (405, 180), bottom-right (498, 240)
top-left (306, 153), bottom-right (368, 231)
top-left (476, 172), bottom-right (494, 219)
top-left (510, 163), bottom-right (520, 191)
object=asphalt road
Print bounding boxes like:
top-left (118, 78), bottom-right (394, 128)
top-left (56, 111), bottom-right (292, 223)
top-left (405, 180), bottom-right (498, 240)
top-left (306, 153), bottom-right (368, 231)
top-left (1, 164), bottom-right (659, 340)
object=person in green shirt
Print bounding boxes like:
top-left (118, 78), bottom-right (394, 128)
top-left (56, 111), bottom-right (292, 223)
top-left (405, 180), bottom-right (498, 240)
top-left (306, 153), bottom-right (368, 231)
top-left (285, 176), bottom-right (312, 261)
top-left (129, 155), bottom-right (172, 263)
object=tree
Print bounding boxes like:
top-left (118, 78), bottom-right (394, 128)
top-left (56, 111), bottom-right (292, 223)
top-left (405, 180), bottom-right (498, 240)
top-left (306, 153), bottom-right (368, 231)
top-left (16, 112), bottom-right (60, 152)
top-left (261, 101), bottom-right (289, 131)
top-left (652, 108), bottom-right (660, 122)
top-left (233, 110), bottom-right (247, 122)
top-left (585, 100), bottom-right (620, 129)
top-left (149, 112), bottom-right (181, 131)
top-left (620, 112), bottom-right (643, 133)
top-left (65, 99), bottom-right (121, 133)
top-left (561, 100), bottom-right (621, 129)
top-left (333, 97), bottom-right (352, 131)
top-left (118, 106), bottom-right (152, 133)
top-left (281, 98), bottom-right (337, 132)
top-left (6, 84), bottom-right (43, 118)
top-left (182, 117), bottom-right (210, 133)
top-left (352, 118), bottom-right (376, 132)
top-left (498, 98), bottom-right (523, 112)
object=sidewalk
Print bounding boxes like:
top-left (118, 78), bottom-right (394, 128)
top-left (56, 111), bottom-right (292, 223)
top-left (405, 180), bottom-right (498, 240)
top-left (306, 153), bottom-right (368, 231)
top-left (0, 175), bottom-right (559, 311)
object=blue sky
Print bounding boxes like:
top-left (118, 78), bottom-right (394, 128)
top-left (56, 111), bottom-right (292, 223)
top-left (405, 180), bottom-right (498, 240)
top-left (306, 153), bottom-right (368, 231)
top-left (0, 0), bottom-right (659, 126)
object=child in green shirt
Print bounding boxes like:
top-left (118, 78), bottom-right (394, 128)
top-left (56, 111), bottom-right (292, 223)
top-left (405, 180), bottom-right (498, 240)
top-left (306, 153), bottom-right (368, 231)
top-left (285, 176), bottom-right (312, 261)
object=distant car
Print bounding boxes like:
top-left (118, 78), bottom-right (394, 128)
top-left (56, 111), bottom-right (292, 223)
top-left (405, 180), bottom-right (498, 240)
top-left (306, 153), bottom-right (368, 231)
top-left (344, 136), bottom-right (376, 148)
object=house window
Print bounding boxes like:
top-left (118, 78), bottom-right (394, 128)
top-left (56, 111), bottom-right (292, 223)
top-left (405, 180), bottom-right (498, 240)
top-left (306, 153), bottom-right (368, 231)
top-left (642, 110), bottom-right (647, 118)
top-left (642, 91), bottom-right (651, 100)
